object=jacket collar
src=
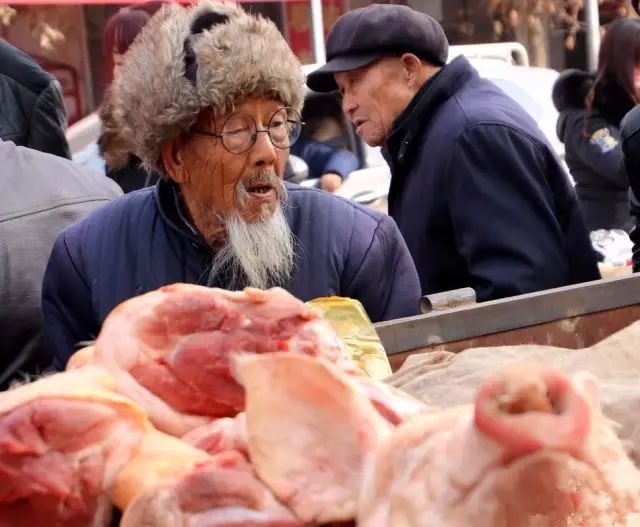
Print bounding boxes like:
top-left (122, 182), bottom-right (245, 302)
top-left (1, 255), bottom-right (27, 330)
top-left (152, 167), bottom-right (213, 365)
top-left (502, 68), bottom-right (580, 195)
top-left (384, 56), bottom-right (476, 171)
top-left (154, 178), bottom-right (211, 250)
top-left (382, 56), bottom-right (477, 211)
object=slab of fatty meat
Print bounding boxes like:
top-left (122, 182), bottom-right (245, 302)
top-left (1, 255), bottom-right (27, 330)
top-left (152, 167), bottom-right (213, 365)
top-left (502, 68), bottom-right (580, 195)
top-left (115, 428), bottom-right (303, 527)
top-left (86, 284), bottom-right (352, 437)
top-left (0, 367), bottom-right (147, 527)
top-left (359, 362), bottom-right (640, 527)
top-left (234, 353), bottom-right (396, 524)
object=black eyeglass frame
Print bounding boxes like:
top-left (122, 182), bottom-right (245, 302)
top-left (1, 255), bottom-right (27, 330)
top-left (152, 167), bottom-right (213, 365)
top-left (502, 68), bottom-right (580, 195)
top-left (192, 107), bottom-right (304, 154)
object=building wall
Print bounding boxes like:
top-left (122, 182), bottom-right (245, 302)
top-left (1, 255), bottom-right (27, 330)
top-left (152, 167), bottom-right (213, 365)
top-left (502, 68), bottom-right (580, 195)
top-left (1, 6), bottom-right (91, 125)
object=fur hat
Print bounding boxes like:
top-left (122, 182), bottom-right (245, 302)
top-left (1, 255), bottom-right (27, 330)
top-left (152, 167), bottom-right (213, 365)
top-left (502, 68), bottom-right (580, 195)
top-left (106, 1), bottom-right (305, 173)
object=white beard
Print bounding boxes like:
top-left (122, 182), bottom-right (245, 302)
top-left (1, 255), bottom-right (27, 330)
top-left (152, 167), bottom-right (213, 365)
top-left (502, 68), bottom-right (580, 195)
top-left (207, 204), bottom-right (295, 290)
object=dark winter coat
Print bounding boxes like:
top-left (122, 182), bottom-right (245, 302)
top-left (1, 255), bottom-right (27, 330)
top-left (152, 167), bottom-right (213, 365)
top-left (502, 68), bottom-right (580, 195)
top-left (383, 56), bottom-right (600, 302)
top-left (42, 180), bottom-right (422, 369)
top-left (0, 40), bottom-right (71, 159)
top-left (553, 69), bottom-right (634, 232)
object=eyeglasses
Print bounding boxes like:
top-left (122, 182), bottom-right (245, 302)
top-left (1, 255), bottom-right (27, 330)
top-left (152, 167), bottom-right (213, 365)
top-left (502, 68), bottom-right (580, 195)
top-left (192, 107), bottom-right (303, 154)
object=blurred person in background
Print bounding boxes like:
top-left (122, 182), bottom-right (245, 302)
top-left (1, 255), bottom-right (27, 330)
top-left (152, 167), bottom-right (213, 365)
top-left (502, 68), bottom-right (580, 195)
top-left (621, 105), bottom-right (640, 272)
top-left (74, 1), bottom-right (165, 192)
top-left (289, 135), bottom-right (359, 192)
top-left (0, 40), bottom-right (71, 159)
top-left (1, 139), bottom-right (121, 389)
top-left (553, 18), bottom-right (640, 233)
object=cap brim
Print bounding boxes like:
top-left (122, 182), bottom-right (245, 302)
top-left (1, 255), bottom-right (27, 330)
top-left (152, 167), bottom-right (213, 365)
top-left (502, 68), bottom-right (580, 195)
top-left (306, 53), bottom-right (382, 93)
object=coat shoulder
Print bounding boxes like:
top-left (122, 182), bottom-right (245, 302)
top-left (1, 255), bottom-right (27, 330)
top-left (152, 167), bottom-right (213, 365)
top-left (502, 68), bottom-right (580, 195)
top-left (285, 183), bottom-right (388, 229)
top-left (60, 187), bottom-right (157, 244)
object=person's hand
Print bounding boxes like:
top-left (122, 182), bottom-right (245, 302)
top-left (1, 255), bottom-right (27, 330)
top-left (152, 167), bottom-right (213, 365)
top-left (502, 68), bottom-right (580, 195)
top-left (320, 173), bottom-right (343, 193)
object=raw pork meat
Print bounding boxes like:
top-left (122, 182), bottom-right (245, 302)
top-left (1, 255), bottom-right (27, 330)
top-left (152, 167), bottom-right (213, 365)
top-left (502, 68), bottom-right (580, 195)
top-left (116, 428), bottom-right (302, 527)
top-left (360, 362), bottom-right (640, 527)
top-left (234, 353), bottom-right (394, 524)
top-left (0, 367), bottom-right (147, 527)
top-left (182, 413), bottom-right (249, 458)
top-left (387, 320), bottom-right (640, 463)
top-left (87, 284), bottom-right (349, 436)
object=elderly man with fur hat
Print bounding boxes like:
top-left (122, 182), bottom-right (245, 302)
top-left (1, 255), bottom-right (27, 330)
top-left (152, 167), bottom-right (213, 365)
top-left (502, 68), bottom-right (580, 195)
top-left (41, 1), bottom-right (421, 369)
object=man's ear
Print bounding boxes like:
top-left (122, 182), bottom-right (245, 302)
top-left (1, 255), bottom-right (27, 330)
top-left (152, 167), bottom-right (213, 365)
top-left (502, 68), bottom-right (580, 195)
top-left (161, 137), bottom-right (188, 183)
top-left (400, 53), bottom-right (435, 90)
top-left (400, 53), bottom-right (422, 82)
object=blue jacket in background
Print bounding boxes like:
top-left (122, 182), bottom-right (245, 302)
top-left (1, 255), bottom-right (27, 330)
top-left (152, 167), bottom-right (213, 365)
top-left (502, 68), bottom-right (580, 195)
top-left (384, 56), bottom-right (600, 301)
top-left (290, 136), bottom-right (359, 180)
top-left (42, 180), bottom-right (421, 369)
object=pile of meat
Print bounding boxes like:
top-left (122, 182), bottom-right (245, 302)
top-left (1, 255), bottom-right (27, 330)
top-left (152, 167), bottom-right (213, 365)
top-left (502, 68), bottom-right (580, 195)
top-left (1, 283), bottom-right (640, 527)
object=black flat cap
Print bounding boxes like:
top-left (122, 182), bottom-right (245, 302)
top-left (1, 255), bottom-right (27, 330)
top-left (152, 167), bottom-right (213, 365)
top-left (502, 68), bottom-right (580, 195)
top-left (306, 3), bottom-right (449, 93)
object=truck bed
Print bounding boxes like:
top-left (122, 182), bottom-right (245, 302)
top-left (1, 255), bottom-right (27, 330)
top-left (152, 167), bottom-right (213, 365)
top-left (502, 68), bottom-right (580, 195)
top-left (374, 274), bottom-right (640, 372)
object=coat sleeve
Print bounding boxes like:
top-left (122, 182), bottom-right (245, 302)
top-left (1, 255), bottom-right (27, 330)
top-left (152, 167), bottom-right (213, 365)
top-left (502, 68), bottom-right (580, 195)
top-left (341, 213), bottom-right (421, 322)
top-left (41, 228), bottom-right (100, 370)
top-left (290, 136), bottom-right (359, 180)
top-left (445, 124), bottom-right (581, 301)
top-left (29, 79), bottom-right (71, 160)
top-left (566, 116), bottom-right (628, 189)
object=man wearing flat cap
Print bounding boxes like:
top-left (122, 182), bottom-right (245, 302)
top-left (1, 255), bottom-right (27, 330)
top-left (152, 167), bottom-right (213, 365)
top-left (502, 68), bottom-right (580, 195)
top-left (41, 1), bottom-right (421, 368)
top-left (308, 4), bottom-right (600, 302)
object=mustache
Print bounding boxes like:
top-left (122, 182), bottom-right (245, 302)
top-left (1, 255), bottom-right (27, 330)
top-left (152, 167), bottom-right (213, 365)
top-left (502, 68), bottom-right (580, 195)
top-left (235, 171), bottom-right (288, 206)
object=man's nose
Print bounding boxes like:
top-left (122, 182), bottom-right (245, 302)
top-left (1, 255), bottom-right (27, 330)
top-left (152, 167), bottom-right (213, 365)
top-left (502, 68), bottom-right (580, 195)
top-left (342, 93), bottom-right (357, 119)
top-left (249, 130), bottom-right (277, 167)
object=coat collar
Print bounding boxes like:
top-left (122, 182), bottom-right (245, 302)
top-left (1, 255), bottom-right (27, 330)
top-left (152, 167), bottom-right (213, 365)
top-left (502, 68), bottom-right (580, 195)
top-left (154, 178), bottom-right (210, 250)
top-left (384, 56), bottom-right (476, 171)
top-left (382, 56), bottom-right (477, 212)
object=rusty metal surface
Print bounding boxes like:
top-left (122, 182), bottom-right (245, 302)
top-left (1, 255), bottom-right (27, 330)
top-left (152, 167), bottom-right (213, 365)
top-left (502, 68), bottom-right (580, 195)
top-left (387, 304), bottom-right (640, 372)
top-left (375, 274), bottom-right (640, 357)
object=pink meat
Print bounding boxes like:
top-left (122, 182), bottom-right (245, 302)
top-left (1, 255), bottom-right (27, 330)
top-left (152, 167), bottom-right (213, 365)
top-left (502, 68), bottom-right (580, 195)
top-left (120, 450), bottom-right (303, 527)
top-left (182, 414), bottom-right (249, 458)
top-left (234, 353), bottom-right (394, 524)
top-left (0, 398), bottom-right (144, 527)
top-left (92, 284), bottom-right (350, 436)
top-left (359, 362), bottom-right (640, 527)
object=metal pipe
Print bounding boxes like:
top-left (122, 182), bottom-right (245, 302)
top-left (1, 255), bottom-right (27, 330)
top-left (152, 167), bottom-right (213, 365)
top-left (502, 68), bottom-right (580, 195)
top-left (419, 287), bottom-right (477, 314)
top-left (309, 0), bottom-right (326, 64)
top-left (584, 0), bottom-right (601, 72)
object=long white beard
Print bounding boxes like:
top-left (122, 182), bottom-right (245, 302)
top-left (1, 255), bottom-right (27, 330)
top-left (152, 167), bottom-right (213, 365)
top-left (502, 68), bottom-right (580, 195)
top-left (207, 205), bottom-right (295, 290)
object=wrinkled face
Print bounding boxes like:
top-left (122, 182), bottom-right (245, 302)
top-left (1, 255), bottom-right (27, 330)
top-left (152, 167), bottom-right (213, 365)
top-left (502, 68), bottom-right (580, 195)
top-left (335, 58), bottom-right (418, 147)
top-left (360, 364), bottom-right (640, 527)
top-left (180, 98), bottom-right (290, 224)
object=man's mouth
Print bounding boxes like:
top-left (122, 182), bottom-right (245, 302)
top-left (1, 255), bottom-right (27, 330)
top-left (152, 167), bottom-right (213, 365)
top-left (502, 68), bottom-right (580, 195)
top-left (244, 182), bottom-right (278, 205)
top-left (246, 184), bottom-right (274, 195)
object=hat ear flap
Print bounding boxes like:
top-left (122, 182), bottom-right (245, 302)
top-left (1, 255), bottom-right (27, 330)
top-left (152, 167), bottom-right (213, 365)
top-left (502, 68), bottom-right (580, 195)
top-left (190, 11), bottom-right (229, 34)
top-left (184, 10), bottom-right (231, 86)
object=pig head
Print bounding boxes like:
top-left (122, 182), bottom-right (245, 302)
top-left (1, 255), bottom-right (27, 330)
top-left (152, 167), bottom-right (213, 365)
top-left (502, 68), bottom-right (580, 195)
top-left (359, 363), bottom-right (640, 527)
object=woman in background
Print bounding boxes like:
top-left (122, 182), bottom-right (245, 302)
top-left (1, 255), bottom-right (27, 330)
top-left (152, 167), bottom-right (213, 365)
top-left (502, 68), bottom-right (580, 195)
top-left (553, 17), bottom-right (640, 233)
top-left (74, 2), bottom-right (164, 192)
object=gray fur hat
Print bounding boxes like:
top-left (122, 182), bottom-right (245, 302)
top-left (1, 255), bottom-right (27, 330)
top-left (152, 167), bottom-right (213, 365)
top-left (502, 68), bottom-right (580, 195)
top-left (106, 1), bottom-right (305, 173)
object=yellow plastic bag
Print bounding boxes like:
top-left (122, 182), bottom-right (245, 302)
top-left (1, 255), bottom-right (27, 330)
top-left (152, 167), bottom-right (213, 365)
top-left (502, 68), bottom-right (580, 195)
top-left (306, 296), bottom-right (392, 380)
